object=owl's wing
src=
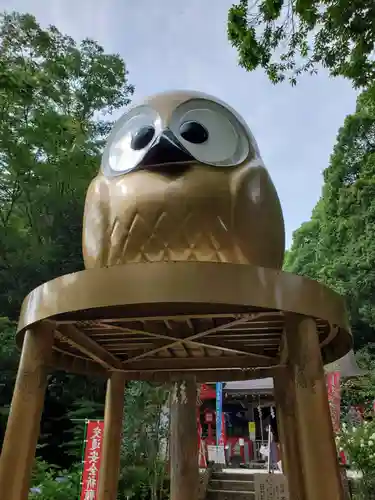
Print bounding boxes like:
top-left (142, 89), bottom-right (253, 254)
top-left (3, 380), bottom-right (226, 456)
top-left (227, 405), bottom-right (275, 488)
top-left (82, 176), bottom-right (111, 269)
top-left (233, 165), bottom-right (285, 269)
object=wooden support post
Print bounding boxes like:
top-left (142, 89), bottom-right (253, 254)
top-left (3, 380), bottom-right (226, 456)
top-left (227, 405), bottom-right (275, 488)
top-left (274, 370), bottom-right (305, 500)
top-left (98, 372), bottom-right (126, 500)
top-left (0, 322), bottom-right (54, 500)
top-left (170, 379), bottom-right (199, 500)
top-left (286, 314), bottom-right (344, 500)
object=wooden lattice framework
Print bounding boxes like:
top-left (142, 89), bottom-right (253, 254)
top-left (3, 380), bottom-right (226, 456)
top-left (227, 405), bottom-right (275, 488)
top-left (16, 262), bottom-right (351, 381)
top-left (0, 262), bottom-right (351, 500)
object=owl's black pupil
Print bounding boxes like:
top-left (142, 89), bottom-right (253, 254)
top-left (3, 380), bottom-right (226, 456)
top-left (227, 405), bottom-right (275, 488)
top-left (131, 126), bottom-right (155, 150)
top-left (180, 121), bottom-right (208, 144)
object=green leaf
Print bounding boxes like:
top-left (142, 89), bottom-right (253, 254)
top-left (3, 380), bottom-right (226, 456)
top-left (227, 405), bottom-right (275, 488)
top-left (227, 0), bottom-right (375, 88)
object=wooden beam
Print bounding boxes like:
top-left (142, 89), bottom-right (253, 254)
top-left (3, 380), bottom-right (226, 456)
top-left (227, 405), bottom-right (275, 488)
top-left (96, 322), bottom-right (178, 341)
top-left (57, 313), bottom-right (257, 325)
top-left (118, 366), bottom-right (284, 382)
top-left (98, 372), bottom-right (126, 500)
top-left (208, 333), bottom-right (281, 339)
top-left (57, 324), bottom-right (123, 370)
top-left (279, 329), bottom-right (288, 364)
top-left (120, 354), bottom-right (277, 371)
top-left (229, 325), bottom-right (283, 332)
top-left (274, 370), bottom-right (305, 499)
top-left (104, 321), bottom-right (276, 359)
top-left (50, 351), bottom-right (283, 382)
top-left (168, 321), bottom-right (193, 357)
top-left (122, 315), bottom-right (256, 364)
top-left (0, 322), bottom-right (54, 500)
top-left (95, 322), bottom-right (191, 344)
top-left (50, 352), bottom-right (108, 377)
top-left (285, 314), bottom-right (344, 499)
top-left (100, 339), bottom-right (167, 348)
top-left (196, 340), bottom-right (275, 361)
top-left (108, 344), bottom-right (154, 350)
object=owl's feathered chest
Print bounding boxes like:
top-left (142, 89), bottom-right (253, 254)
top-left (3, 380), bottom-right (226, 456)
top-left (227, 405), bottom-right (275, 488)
top-left (106, 197), bottom-right (246, 265)
top-left (82, 165), bottom-right (284, 270)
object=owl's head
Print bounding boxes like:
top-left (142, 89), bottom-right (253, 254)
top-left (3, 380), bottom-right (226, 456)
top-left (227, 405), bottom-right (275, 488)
top-left (83, 90), bottom-right (285, 270)
top-left (101, 90), bottom-right (262, 177)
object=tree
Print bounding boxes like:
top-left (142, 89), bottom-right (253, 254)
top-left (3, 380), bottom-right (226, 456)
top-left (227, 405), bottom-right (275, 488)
top-left (0, 11), bottom-right (134, 319)
top-left (0, 317), bottom-right (19, 446)
top-left (341, 344), bottom-right (375, 411)
top-left (227, 0), bottom-right (375, 88)
top-left (120, 382), bottom-right (170, 500)
top-left (60, 398), bottom-right (105, 460)
top-left (285, 83), bottom-right (375, 350)
top-left (0, 10), bottom-right (133, 466)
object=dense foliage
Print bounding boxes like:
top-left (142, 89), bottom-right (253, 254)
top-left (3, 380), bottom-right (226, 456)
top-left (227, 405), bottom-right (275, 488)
top-left (337, 421), bottom-right (375, 498)
top-left (285, 82), bottom-right (375, 351)
top-left (0, 10), bottom-right (133, 466)
top-left (283, 70), bottom-right (375, 496)
top-left (227, 0), bottom-right (375, 88)
top-left (0, 317), bottom-right (19, 445)
top-left (0, 14), bottom-right (171, 499)
top-left (120, 382), bottom-right (170, 500)
top-left (341, 346), bottom-right (375, 412)
top-left (0, 11), bottom-right (133, 319)
top-left (285, 83), bottom-right (375, 489)
top-left (29, 460), bottom-right (81, 500)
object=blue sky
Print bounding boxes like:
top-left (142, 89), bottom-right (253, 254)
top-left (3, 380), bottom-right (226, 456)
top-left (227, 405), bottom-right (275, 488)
top-left (1, 0), bottom-right (358, 246)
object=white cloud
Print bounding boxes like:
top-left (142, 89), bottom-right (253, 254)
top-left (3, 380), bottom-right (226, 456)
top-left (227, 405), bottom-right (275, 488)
top-left (0, 0), bottom-right (358, 245)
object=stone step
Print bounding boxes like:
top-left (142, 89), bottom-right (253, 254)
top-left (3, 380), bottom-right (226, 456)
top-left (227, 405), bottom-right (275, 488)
top-left (209, 479), bottom-right (255, 492)
top-left (211, 472), bottom-right (255, 482)
top-left (207, 489), bottom-right (255, 500)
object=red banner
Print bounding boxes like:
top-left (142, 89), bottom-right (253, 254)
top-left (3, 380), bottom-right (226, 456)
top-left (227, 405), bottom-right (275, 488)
top-left (326, 371), bottom-right (341, 433)
top-left (80, 420), bottom-right (105, 500)
top-left (200, 384), bottom-right (216, 400)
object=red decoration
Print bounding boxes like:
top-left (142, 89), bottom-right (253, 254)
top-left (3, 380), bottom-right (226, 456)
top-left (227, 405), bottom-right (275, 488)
top-left (226, 437), bottom-right (253, 462)
top-left (204, 411), bottom-right (214, 424)
top-left (339, 450), bottom-right (347, 465)
top-left (220, 413), bottom-right (226, 445)
top-left (326, 371), bottom-right (341, 433)
top-left (200, 384), bottom-right (216, 400)
top-left (80, 420), bottom-right (105, 500)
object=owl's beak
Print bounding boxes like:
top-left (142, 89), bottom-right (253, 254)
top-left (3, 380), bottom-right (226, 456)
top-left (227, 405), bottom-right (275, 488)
top-left (141, 129), bottom-right (194, 169)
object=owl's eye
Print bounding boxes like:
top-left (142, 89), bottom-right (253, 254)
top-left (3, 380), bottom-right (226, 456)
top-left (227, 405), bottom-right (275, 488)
top-left (170, 99), bottom-right (250, 167)
top-left (179, 121), bottom-right (208, 144)
top-left (131, 126), bottom-right (155, 150)
top-left (101, 105), bottom-right (162, 176)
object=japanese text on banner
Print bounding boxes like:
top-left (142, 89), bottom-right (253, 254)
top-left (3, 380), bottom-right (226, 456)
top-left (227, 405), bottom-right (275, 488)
top-left (80, 420), bottom-right (104, 500)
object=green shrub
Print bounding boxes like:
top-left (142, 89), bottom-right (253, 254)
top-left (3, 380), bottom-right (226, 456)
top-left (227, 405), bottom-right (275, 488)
top-left (337, 421), bottom-right (375, 499)
top-left (29, 460), bottom-right (81, 499)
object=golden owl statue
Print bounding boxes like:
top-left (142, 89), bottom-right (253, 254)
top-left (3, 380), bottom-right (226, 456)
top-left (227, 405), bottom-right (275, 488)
top-left (83, 91), bottom-right (285, 269)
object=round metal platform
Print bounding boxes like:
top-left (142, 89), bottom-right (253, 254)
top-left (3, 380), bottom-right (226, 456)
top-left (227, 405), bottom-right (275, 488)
top-left (17, 262), bottom-right (352, 381)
